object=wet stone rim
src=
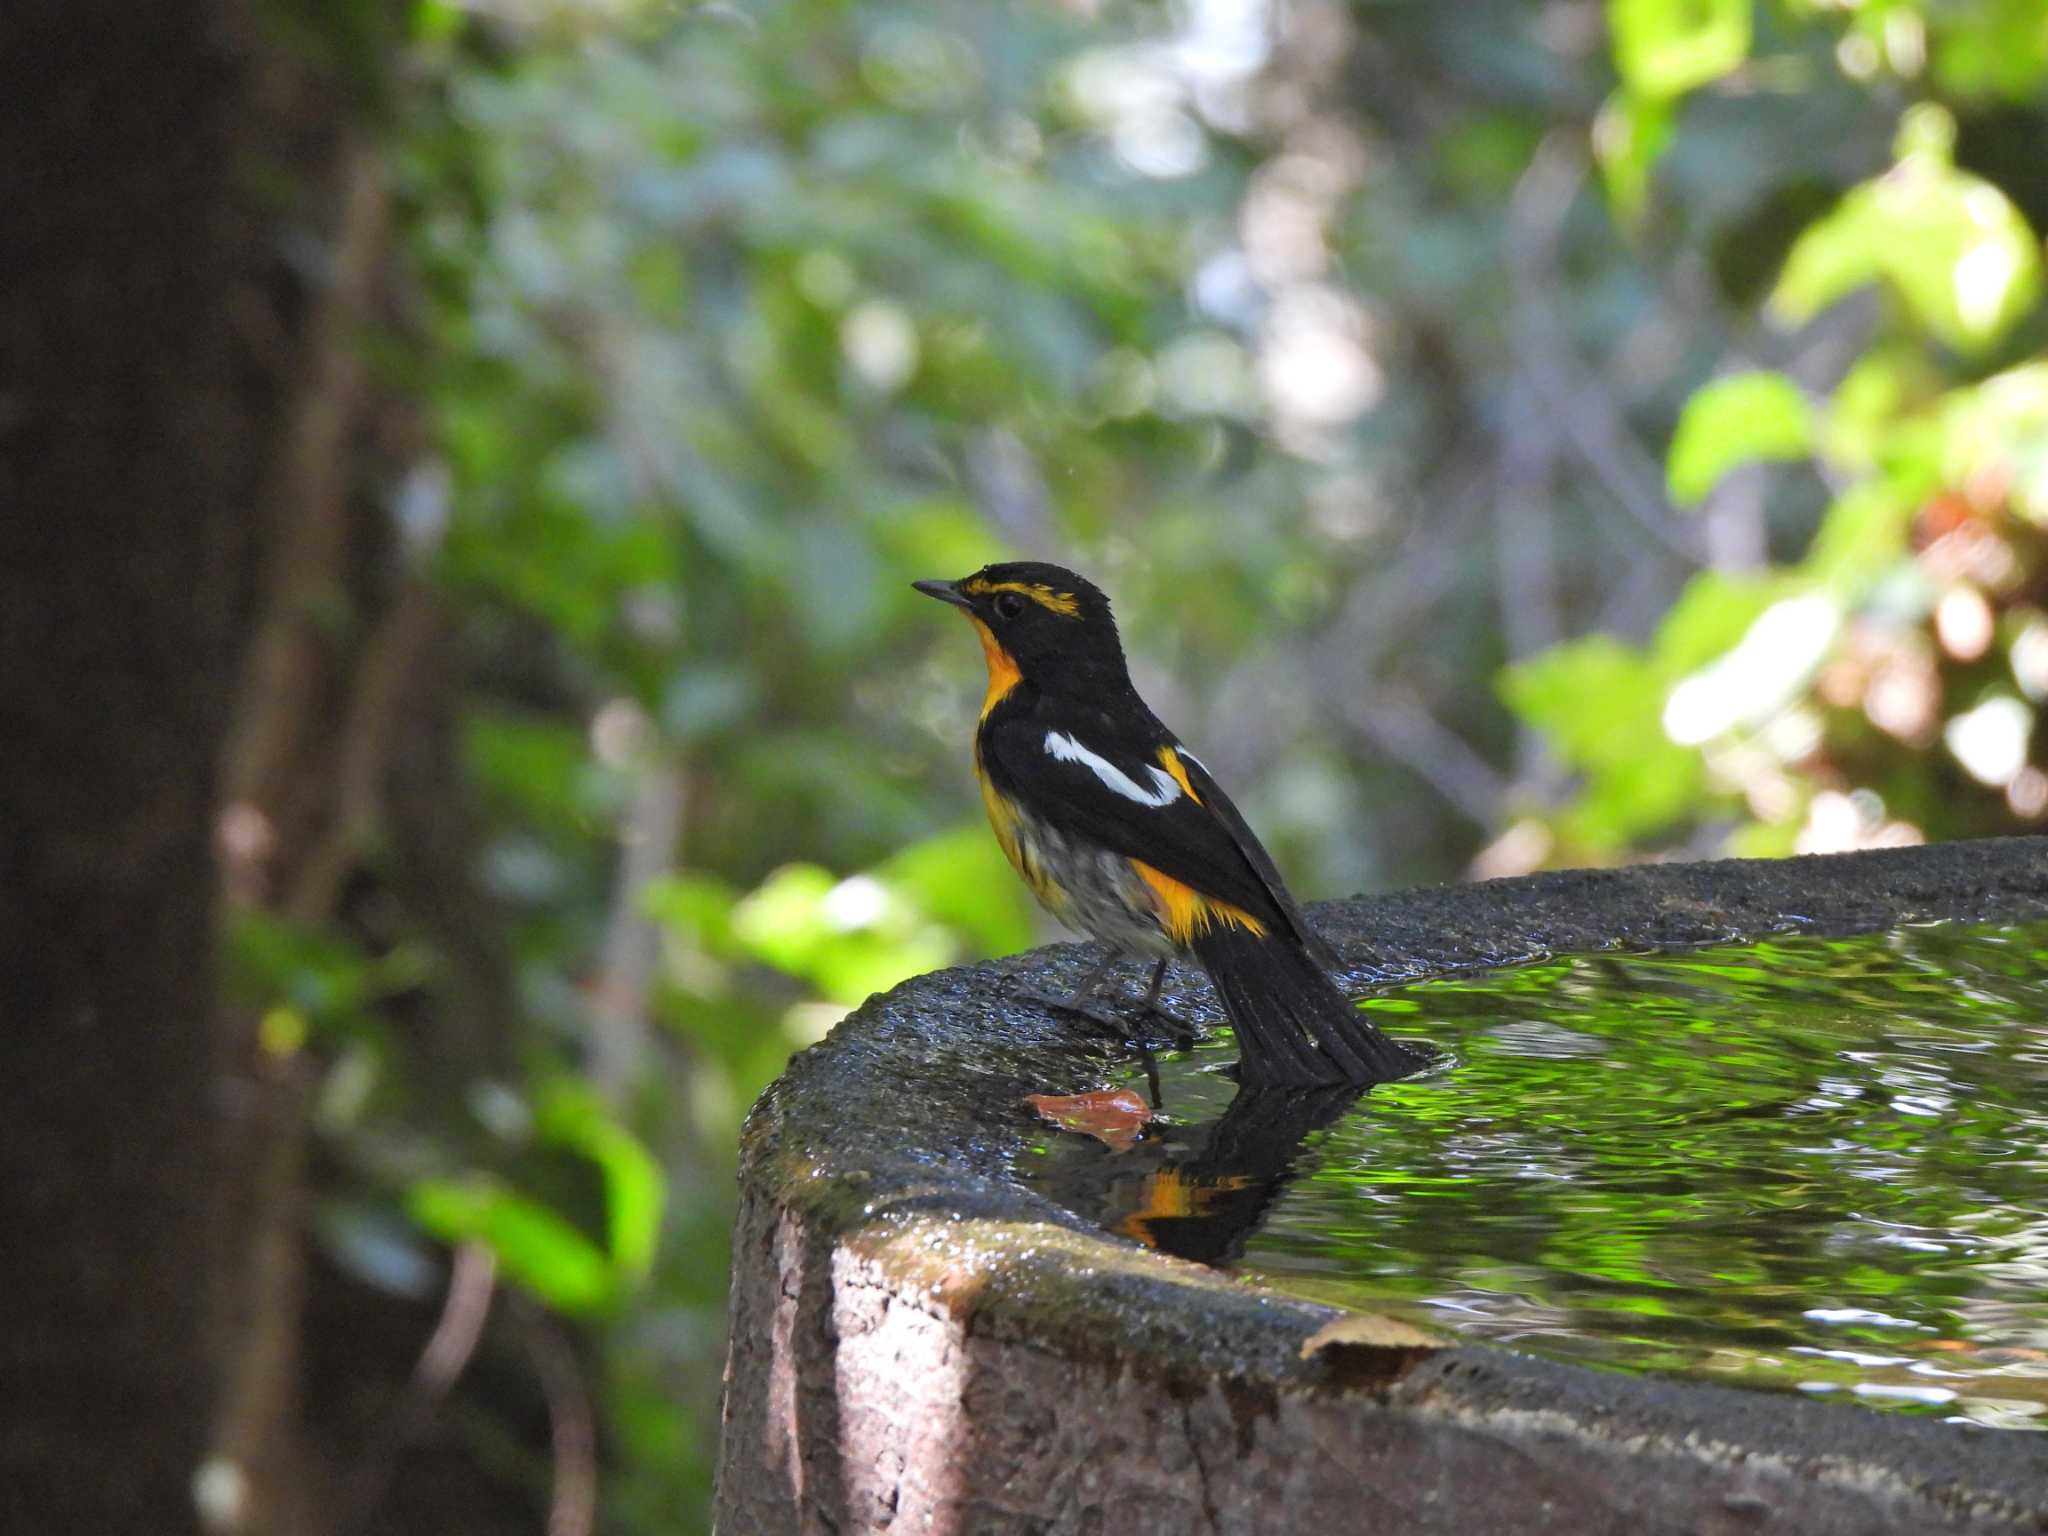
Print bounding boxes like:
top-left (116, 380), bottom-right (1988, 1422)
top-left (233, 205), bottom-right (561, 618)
top-left (716, 837), bottom-right (2048, 1535)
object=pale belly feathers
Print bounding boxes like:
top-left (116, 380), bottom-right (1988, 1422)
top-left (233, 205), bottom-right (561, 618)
top-left (986, 787), bottom-right (1177, 959)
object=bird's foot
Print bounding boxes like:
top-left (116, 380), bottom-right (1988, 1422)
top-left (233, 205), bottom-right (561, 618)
top-left (1012, 988), bottom-right (1132, 1039)
top-left (1127, 995), bottom-right (1197, 1049)
top-left (1016, 990), bottom-right (1197, 1054)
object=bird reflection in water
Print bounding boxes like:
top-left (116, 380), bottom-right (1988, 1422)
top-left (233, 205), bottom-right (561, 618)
top-left (1024, 1077), bottom-right (1367, 1267)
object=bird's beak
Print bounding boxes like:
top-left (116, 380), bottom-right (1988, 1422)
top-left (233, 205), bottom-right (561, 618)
top-left (912, 578), bottom-right (972, 610)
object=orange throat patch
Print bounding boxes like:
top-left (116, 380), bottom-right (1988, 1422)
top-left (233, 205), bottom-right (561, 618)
top-left (970, 616), bottom-right (1022, 720)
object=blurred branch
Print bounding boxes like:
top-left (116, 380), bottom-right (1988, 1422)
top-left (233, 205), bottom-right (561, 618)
top-left (1306, 450), bottom-right (1513, 828)
top-left (1498, 142), bottom-right (1567, 661)
top-left (518, 1300), bottom-right (599, 1536)
top-left (335, 1243), bottom-right (498, 1536)
top-left (1329, 439), bottom-right (1492, 658)
top-left (589, 755), bottom-right (687, 1103)
top-left (965, 427), bottom-right (1056, 552)
top-left (1507, 136), bottom-right (1704, 570)
top-left (220, 146), bottom-right (391, 904)
top-left (1343, 684), bottom-right (1506, 827)
top-left (287, 577), bottom-right (442, 925)
top-left (210, 136), bottom-right (390, 1536)
top-left (1496, 134), bottom-right (1573, 789)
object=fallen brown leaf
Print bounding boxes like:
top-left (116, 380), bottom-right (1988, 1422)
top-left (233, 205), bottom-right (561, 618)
top-left (1025, 1089), bottom-right (1153, 1153)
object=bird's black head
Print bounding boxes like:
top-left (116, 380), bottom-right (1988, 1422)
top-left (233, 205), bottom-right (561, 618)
top-left (914, 561), bottom-right (1130, 697)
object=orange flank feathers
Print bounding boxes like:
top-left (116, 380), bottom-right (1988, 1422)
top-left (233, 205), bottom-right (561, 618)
top-left (1132, 861), bottom-right (1267, 945)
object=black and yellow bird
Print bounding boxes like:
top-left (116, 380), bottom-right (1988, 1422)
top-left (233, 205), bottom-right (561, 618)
top-left (915, 561), bottom-right (1425, 1089)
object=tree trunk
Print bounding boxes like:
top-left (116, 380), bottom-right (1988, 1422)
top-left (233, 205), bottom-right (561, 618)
top-left (0, 1), bottom-right (295, 1528)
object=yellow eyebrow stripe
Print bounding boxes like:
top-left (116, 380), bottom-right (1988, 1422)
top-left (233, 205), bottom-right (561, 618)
top-left (959, 578), bottom-right (1080, 617)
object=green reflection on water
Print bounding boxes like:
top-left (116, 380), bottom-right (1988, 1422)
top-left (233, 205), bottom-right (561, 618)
top-left (1033, 922), bottom-right (2048, 1430)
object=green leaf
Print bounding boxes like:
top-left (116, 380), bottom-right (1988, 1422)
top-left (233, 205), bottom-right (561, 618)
top-left (1772, 133), bottom-right (2042, 352)
top-left (1651, 571), bottom-right (1784, 673)
top-left (640, 872), bottom-right (740, 953)
top-left (728, 864), bottom-right (839, 975)
top-left (1501, 637), bottom-right (1706, 848)
top-left (1609, 0), bottom-right (1751, 100)
top-left (1931, 0), bottom-right (2048, 101)
top-left (1801, 481), bottom-right (1920, 594)
top-left (1666, 372), bottom-right (1814, 505)
top-left (409, 1177), bottom-right (618, 1314)
top-left (1820, 345), bottom-right (1942, 474)
top-left (878, 824), bottom-right (1037, 956)
top-left (411, 0), bottom-right (462, 44)
top-left (724, 861), bottom-right (962, 1004)
top-left (1593, 90), bottom-right (1674, 225)
top-left (1940, 362), bottom-right (2048, 527)
top-left (536, 1083), bottom-right (667, 1281)
top-left (1501, 574), bottom-right (1788, 847)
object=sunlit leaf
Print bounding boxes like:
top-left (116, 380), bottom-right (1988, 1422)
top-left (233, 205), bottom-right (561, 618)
top-left (1503, 573), bottom-right (1791, 848)
top-left (1652, 571), bottom-right (1784, 672)
top-left (640, 872), bottom-right (740, 952)
top-left (537, 1082), bottom-right (668, 1281)
top-left (1593, 89), bottom-right (1673, 224)
top-left (1800, 481), bottom-right (1921, 594)
top-left (1931, 0), bottom-right (2048, 101)
top-left (1608, 0), bottom-right (1751, 100)
top-left (1821, 345), bottom-right (1944, 475)
top-left (880, 824), bottom-right (1037, 955)
top-left (808, 927), bottom-right (956, 1005)
top-left (1772, 131), bottom-right (2042, 352)
top-left (1941, 363), bottom-right (2048, 526)
top-left (409, 1177), bottom-right (617, 1314)
top-left (1666, 371), bottom-right (1814, 506)
top-left (1501, 637), bottom-right (1707, 848)
top-left (1660, 593), bottom-right (1839, 746)
top-left (729, 864), bottom-right (839, 974)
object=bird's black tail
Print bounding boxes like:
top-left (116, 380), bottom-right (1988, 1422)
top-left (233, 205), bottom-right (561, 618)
top-left (1193, 927), bottom-right (1428, 1088)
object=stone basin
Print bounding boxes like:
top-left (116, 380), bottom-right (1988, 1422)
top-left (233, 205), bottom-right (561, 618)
top-left (715, 837), bottom-right (2048, 1534)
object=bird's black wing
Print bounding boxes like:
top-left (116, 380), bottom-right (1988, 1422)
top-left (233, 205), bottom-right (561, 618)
top-left (981, 711), bottom-right (1318, 948)
top-left (1170, 748), bottom-right (1339, 966)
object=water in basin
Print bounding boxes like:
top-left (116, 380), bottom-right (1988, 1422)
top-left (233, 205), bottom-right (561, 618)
top-left (1019, 921), bottom-right (2048, 1430)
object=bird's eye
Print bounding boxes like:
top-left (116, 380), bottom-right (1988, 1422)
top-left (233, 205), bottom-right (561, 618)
top-left (993, 592), bottom-right (1026, 621)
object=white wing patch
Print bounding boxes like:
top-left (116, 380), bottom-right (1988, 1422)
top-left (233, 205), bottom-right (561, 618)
top-left (1044, 731), bottom-right (1183, 808)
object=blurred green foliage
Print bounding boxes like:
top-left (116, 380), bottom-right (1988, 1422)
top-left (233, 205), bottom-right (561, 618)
top-left (250, 0), bottom-right (2048, 1525)
top-left (1517, 3), bottom-right (2048, 864)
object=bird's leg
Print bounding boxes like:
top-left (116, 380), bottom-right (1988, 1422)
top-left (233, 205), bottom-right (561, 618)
top-left (1135, 1041), bottom-right (1164, 1111)
top-left (1020, 956), bottom-right (1196, 1050)
top-left (1014, 955), bottom-right (1127, 1035)
top-left (1131, 958), bottom-right (1196, 1047)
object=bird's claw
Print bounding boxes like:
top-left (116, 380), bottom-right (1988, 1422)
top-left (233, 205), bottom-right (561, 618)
top-left (1013, 988), bottom-right (1130, 1037)
top-left (1129, 997), bottom-right (1197, 1049)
